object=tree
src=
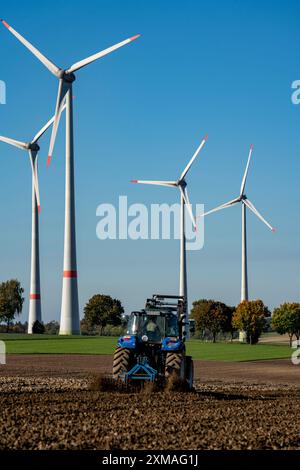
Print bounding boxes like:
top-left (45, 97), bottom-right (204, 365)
top-left (233, 300), bottom-right (270, 345)
top-left (0, 279), bottom-right (24, 332)
top-left (221, 305), bottom-right (237, 341)
top-left (272, 303), bottom-right (300, 346)
top-left (190, 299), bottom-right (234, 342)
top-left (83, 294), bottom-right (124, 335)
top-left (32, 320), bottom-right (45, 334)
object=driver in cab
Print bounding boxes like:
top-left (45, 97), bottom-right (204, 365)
top-left (143, 317), bottom-right (161, 341)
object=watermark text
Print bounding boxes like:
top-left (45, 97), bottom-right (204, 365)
top-left (0, 80), bottom-right (6, 104)
top-left (96, 196), bottom-right (204, 251)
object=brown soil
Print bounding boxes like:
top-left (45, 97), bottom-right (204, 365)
top-left (0, 354), bottom-right (299, 450)
top-left (2, 354), bottom-right (300, 386)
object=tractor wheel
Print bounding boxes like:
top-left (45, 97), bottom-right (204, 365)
top-left (185, 356), bottom-right (194, 391)
top-left (112, 347), bottom-right (131, 378)
top-left (165, 352), bottom-right (184, 379)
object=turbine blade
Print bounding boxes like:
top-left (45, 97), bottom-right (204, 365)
top-left (202, 197), bottom-right (240, 216)
top-left (179, 134), bottom-right (208, 181)
top-left (66, 34), bottom-right (141, 74)
top-left (131, 180), bottom-right (177, 187)
top-left (1, 19), bottom-right (60, 77)
top-left (47, 80), bottom-right (70, 166)
top-left (240, 144), bottom-right (253, 196)
top-left (243, 199), bottom-right (276, 232)
top-left (29, 150), bottom-right (41, 213)
top-left (180, 186), bottom-right (196, 230)
top-left (32, 102), bottom-right (67, 144)
top-left (0, 136), bottom-right (27, 150)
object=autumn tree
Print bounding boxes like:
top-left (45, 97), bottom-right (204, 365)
top-left (233, 300), bottom-right (270, 345)
top-left (190, 299), bottom-right (234, 342)
top-left (272, 303), bottom-right (300, 346)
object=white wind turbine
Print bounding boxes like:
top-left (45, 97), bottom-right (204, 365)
top-left (1, 19), bottom-right (140, 334)
top-left (0, 107), bottom-right (66, 333)
top-left (203, 144), bottom-right (276, 304)
top-left (131, 135), bottom-right (208, 335)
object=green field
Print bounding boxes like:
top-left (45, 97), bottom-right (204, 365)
top-left (0, 334), bottom-right (292, 361)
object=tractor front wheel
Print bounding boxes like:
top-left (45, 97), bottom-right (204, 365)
top-left (112, 347), bottom-right (131, 378)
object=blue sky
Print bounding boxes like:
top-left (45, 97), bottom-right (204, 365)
top-left (0, 0), bottom-right (299, 323)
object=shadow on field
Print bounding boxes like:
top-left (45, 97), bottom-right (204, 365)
top-left (197, 390), bottom-right (277, 401)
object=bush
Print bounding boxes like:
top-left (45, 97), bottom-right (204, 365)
top-left (44, 321), bottom-right (60, 335)
top-left (80, 319), bottom-right (125, 336)
top-left (32, 320), bottom-right (45, 334)
top-left (102, 324), bottom-right (125, 336)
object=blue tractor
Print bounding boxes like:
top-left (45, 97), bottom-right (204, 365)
top-left (112, 295), bottom-right (194, 390)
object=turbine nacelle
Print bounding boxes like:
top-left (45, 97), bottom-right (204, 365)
top-left (177, 179), bottom-right (187, 189)
top-left (28, 142), bottom-right (40, 152)
top-left (60, 71), bottom-right (76, 83)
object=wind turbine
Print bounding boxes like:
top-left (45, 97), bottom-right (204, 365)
top-left (203, 144), bottom-right (276, 304)
top-left (131, 135), bottom-right (208, 335)
top-left (1, 19), bottom-right (141, 334)
top-left (0, 107), bottom-right (66, 333)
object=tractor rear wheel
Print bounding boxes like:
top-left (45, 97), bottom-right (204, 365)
top-left (165, 352), bottom-right (184, 379)
top-left (112, 347), bottom-right (131, 378)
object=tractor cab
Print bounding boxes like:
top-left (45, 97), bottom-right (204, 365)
top-left (126, 309), bottom-right (179, 343)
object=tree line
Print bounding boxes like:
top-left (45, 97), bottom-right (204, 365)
top-left (0, 278), bottom-right (300, 345)
top-left (0, 282), bottom-right (125, 336)
top-left (190, 299), bottom-right (300, 345)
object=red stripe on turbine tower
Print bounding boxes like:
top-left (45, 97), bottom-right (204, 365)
top-left (63, 270), bottom-right (77, 278)
top-left (30, 294), bottom-right (41, 300)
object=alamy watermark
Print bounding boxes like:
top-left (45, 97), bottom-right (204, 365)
top-left (291, 80), bottom-right (300, 105)
top-left (0, 341), bottom-right (6, 365)
top-left (0, 80), bottom-right (6, 104)
top-left (96, 196), bottom-right (204, 251)
top-left (291, 339), bottom-right (300, 365)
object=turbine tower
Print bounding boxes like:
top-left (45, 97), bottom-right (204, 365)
top-left (0, 109), bottom-right (65, 333)
top-left (132, 135), bottom-right (208, 336)
top-left (1, 19), bottom-right (140, 334)
top-left (203, 144), bottom-right (275, 303)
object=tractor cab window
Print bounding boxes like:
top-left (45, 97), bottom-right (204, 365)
top-left (165, 314), bottom-right (179, 337)
top-left (127, 313), bottom-right (139, 335)
top-left (140, 314), bottom-right (164, 342)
